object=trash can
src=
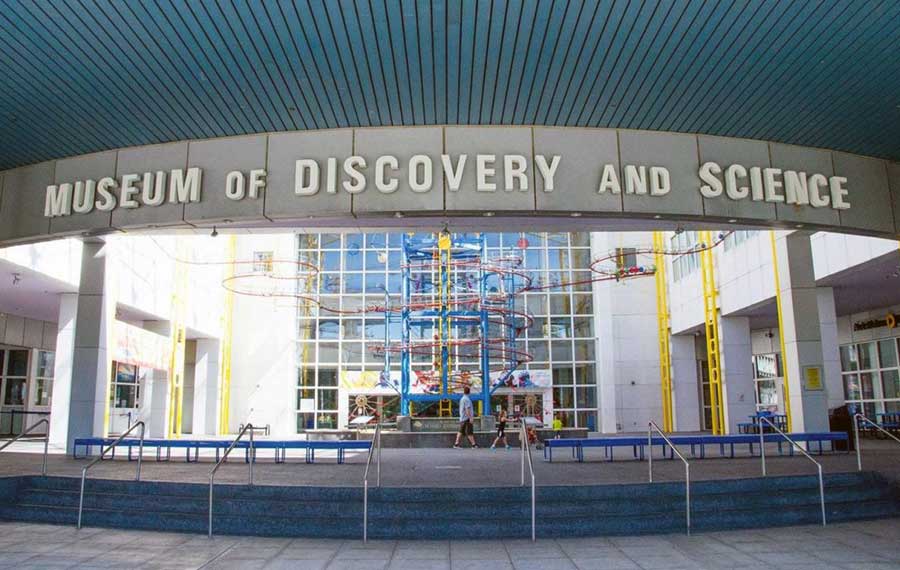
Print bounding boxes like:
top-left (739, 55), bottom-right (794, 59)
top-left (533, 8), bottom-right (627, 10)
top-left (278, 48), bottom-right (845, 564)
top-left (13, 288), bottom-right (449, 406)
top-left (829, 404), bottom-right (854, 451)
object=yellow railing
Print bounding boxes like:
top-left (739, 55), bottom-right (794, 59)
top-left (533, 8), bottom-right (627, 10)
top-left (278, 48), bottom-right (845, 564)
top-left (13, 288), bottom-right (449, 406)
top-left (699, 231), bottom-right (725, 435)
top-left (653, 232), bottom-right (674, 431)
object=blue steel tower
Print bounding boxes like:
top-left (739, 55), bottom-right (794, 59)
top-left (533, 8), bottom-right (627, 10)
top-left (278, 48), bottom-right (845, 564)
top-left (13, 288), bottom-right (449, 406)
top-left (397, 232), bottom-right (530, 417)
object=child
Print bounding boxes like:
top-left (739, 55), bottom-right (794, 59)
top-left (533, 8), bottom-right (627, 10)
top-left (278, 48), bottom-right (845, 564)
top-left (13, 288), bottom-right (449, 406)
top-left (490, 409), bottom-right (510, 450)
top-left (552, 413), bottom-right (563, 439)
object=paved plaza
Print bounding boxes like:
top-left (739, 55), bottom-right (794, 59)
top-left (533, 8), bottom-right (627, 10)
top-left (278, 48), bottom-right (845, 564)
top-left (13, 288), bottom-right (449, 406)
top-left (0, 518), bottom-right (898, 569)
top-left (1, 438), bottom-right (899, 488)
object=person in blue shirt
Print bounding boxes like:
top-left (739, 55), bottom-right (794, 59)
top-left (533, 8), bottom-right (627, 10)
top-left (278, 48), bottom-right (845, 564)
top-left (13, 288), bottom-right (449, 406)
top-left (453, 386), bottom-right (478, 449)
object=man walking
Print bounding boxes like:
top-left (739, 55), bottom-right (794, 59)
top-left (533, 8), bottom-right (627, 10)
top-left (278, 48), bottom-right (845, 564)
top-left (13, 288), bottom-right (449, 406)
top-left (453, 386), bottom-right (478, 449)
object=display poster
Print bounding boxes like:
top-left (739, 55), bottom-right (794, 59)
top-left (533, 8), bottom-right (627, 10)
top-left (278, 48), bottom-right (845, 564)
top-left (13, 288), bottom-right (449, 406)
top-left (803, 366), bottom-right (824, 391)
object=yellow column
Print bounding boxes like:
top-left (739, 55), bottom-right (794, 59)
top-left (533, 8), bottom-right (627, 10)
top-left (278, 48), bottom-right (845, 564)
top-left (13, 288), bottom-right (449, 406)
top-left (699, 231), bottom-right (725, 435)
top-left (653, 232), bottom-right (674, 432)
top-left (218, 236), bottom-right (237, 435)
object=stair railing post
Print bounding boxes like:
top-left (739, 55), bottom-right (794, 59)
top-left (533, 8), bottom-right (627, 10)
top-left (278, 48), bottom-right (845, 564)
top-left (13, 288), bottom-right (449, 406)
top-left (41, 421), bottom-right (49, 477)
top-left (377, 422), bottom-right (381, 487)
top-left (647, 424), bottom-right (653, 483)
top-left (136, 422), bottom-right (145, 482)
top-left (760, 421), bottom-right (766, 476)
top-left (854, 413), bottom-right (862, 471)
top-left (249, 428), bottom-right (254, 486)
top-left (520, 424), bottom-right (525, 487)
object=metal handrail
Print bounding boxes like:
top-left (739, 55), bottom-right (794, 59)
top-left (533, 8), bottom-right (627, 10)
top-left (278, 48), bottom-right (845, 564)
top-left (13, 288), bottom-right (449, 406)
top-left (518, 422), bottom-right (536, 541)
top-left (647, 421), bottom-right (691, 535)
top-left (77, 421), bottom-right (145, 529)
top-left (853, 413), bottom-right (900, 471)
top-left (209, 423), bottom-right (256, 538)
top-left (759, 416), bottom-right (825, 526)
top-left (362, 421), bottom-right (382, 542)
top-left (0, 419), bottom-right (50, 476)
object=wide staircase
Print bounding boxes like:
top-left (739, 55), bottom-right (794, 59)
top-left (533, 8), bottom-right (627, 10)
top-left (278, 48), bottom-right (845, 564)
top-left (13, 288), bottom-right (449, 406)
top-left (0, 471), bottom-right (897, 538)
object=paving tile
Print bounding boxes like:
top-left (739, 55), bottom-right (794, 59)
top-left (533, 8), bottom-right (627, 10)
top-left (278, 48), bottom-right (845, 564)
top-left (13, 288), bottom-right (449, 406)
top-left (512, 559), bottom-right (577, 570)
top-left (451, 561), bottom-right (514, 570)
top-left (265, 560), bottom-right (330, 570)
top-left (276, 547), bottom-right (343, 560)
top-left (206, 559), bottom-right (268, 570)
top-left (570, 557), bottom-right (641, 570)
top-left (388, 560), bottom-right (451, 570)
top-left (326, 560), bottom-right (388, 570)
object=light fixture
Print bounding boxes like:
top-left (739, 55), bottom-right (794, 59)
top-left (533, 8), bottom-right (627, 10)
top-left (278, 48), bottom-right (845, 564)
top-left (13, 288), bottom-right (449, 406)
top-left (394, 212), bottom-right (404, 218)
top-left (210, 226), bottom-right (218, 237)
top-left (483, 212), bottom-right (495, 217)
top-left (653, 215), bottom-right (662, 220)
top-left (11, 273), bottom-right (21, 286)
top-left (728, 219), bottom-right (737, 223)
top-left (795, 224), bottom-right (804, 228)
top-left (570, 212), bottom-right (582, 218)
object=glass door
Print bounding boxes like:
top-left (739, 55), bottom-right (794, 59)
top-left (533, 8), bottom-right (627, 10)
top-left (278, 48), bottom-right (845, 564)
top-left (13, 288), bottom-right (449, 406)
top-left (0, 348), bottom-right (30, 436)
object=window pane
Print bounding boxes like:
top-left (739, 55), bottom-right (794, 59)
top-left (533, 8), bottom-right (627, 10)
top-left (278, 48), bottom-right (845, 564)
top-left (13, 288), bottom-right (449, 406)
top-left (840, 345), bottom-right (858, 371)
top-left (882, 370), bottom-right (900, 400)
top-left (843, 374), bottom-right (860, 400)
top-left (576, 411), bottom-right (596, 431)
top-left (552, 386), bottom-right (574, 408)
top-left (858, 342), bottom-right (877, 370)
top-left (575, 365), bottom-right (595, 385)
top-left (33, 378), bottom-right (51, 406)
top-left (3, 379), bottom-right (25, 406)
top-left (878, 339), bottom-right (898, 368)
top-left (318, 342), bottom-right (339, 362)
top-left (574, 340), bottom-right (595, 361)
top-left (318, 368), bottom-right (338, 387)
top-left (860, 372), bottom-right (876, 399)
top-left (317, 389), bottom-right (338, 411)
top-left (6, 350), bottom-right (28, 376)
top-left (551, 340), bottom-right (573, 361)
top-left (298, 368), bottom-right (315, 388)
top-left (553, 366), bottom-right (574, 385)
top-left (36, 351), bottom-right (55, 378)
top-left (576, 387), bottom-right (596, 408)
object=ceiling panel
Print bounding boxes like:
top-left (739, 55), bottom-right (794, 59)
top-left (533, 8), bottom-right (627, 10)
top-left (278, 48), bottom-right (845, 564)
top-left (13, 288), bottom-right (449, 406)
top-left (0, 0), bottom-right (898, 171)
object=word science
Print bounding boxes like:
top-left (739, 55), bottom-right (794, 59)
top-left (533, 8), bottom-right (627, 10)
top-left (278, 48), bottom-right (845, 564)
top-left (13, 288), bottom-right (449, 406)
top-left (43, 155), bottom-right (852, 218)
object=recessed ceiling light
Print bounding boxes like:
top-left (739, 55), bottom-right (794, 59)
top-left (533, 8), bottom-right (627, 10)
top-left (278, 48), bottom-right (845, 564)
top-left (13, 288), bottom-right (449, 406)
top-left (483, 212), bottom-right (495, 217)
top-left (570, 212), bottom-right (582, 218)
top-left (394, 212), bottom-right (404, 218)
top-left (653, 215), bottom-right (662, 220)
top-left (728, 219), bottom-right (737, 223)
top-left (795, 224), bottom-right (804, 228)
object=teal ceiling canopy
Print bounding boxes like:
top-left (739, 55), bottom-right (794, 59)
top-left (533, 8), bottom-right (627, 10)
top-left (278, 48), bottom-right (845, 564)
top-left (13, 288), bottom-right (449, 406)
top-left (1, 0), bottom-right (898, 170)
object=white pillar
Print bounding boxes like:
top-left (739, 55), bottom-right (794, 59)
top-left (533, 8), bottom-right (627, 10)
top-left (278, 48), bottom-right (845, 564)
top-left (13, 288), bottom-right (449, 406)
top-left (48, 294), bottom-right (77, 451)
top-left (49, 240), bottom-right (114, 454)
top-left (146, 369), bottom-right (170, 438)
top-left (817, 287), bottom-right (844, 411)
top-left (192, 338), bottom-right (220, 435)
top-left (775, 232), bottom-right (830, 432)
top-left (670, 334), bottom-right (701, 431)
top-left (591, 233), bottom-right (617, 433)
top-left (719, 316), bottom-right (756, 433)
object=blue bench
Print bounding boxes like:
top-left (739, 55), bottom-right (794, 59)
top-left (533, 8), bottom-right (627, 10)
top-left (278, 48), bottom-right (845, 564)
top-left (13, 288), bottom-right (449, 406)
top-left (73, 437), bottom-right (372, 464)
top-left (543, 432), bottom-right (849, 463)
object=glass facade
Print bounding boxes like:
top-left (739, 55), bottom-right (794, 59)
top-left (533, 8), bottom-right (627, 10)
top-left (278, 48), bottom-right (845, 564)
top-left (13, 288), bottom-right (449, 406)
top-left (840, 338), bottom-right (900, 417)
top-left (670, 231), bottom-right (700, 281)
top-left (295, 232), bottom-right (598, 431)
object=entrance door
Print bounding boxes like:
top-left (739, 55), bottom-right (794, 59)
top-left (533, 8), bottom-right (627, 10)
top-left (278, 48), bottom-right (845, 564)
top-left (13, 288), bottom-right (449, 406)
top-left (0, 348), bottom-right (29, 436)
top-left (697, 359), bottom-right (712, 431)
